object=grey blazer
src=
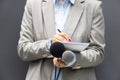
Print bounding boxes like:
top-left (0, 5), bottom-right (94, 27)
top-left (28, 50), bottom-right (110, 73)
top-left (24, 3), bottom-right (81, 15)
top-left (17, 0), bottom-right (105, 80)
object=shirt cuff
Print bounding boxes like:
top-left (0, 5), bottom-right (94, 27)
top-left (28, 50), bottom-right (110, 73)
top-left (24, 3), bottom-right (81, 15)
top-left (62, 50), bottom-right (76, 67)
top-left (46, 39), bottom-right (54, 58)
top-left (46, 39), bottom-right (52, 51)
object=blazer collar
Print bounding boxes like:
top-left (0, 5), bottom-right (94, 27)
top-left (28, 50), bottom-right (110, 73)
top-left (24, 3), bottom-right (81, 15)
top-left (42, 0), bottom-right (55, 38)
top-left (63, 0), bottom-right (85, 37)
top-left (43, 0), bottom-right (85, 3)
top-left (42, 0), bottom-right (85, 38)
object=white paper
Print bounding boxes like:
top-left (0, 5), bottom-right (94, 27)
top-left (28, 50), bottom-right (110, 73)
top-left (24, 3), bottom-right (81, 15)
top-left (61, 42), bottom-right (89, 52)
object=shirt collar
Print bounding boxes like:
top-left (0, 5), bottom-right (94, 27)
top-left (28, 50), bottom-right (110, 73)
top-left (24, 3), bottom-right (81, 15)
top-left (70, 0), bottom-right (75, 4)
top-left (54, 0), bottom-right (75, 5)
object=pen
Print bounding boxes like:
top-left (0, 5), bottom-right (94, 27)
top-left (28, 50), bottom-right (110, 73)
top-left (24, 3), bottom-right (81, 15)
top-left (57, 29), bottom-right (72, 42)
top-left (57, 29), bottom-right (62, 33)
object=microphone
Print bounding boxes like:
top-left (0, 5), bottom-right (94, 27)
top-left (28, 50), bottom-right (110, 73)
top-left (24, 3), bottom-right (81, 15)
top-left (50, 42), bottom-right (65, 58)
top-left (62, 51), bottom-right (76, 67)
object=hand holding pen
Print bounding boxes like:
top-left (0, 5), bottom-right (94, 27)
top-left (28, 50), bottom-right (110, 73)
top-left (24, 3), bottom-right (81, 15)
top-left (51, 29), bottom-right (72, 44)
top-left (57, 29), bottom-right (72, 42)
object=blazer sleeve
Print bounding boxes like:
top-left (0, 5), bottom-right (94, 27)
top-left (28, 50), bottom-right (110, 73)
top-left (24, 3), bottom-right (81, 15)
top-left (17, 0), bottom-right (51, 61)
top-left (72, 1), bottom-right (105, 69)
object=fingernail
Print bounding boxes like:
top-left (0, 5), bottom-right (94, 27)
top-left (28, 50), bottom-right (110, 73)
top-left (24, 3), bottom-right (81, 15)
top-left (67, 38), bottom-right (72, 42)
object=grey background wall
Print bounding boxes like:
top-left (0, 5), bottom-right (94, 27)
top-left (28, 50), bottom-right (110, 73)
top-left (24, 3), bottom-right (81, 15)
top-left (0, 0), bottom-right (120, 80)
top-left (96, 0), bottom-right (120, 80)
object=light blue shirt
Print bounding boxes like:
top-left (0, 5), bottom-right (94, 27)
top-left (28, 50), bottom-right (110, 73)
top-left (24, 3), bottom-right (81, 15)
top-left (54, 0), bottom-right (75, 33)
top-left (51, 0), bottom-right (75, 80)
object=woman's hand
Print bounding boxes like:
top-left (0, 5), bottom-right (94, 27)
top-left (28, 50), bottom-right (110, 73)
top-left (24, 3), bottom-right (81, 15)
top-left (53, 57), bottom-right (67, 68)
top-left (52, 33), bottom-right (71, 44)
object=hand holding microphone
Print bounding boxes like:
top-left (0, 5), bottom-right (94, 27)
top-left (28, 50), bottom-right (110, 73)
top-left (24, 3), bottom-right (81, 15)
top-left (53, 51), bottom-right (76, 68)
top-left (50, 42), bottom-right (67, 67)
top-left (50, 42), bottom-right (76, 68)
top-left (53, 58), bottom-right (67, 68)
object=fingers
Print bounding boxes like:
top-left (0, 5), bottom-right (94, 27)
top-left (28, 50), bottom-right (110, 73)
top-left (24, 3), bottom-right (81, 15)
top-left (53, 58), bottom-right (67, 68)
top-left (57, 33), bottom-right (70, 41)
top-left (51, 38), bottom-right (60, 44)
top-left (54, 34), bottom-right (67, 41)
top-left (52, 33), bottom-right (71, 44)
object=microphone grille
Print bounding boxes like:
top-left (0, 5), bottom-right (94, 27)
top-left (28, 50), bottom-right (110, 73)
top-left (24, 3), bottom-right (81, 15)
top-left (50, 42), bottom-right (65, 58)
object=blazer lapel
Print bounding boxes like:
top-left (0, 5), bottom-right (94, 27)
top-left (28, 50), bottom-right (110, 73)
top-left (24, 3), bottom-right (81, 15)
top-left (64, 0), bottom-right (85, 37)
top-left (42, 0), bottom-right (55, 38)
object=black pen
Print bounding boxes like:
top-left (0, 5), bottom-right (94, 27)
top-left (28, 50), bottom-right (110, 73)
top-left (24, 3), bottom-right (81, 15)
top-left (57, 29), bottom-right (62, 33)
